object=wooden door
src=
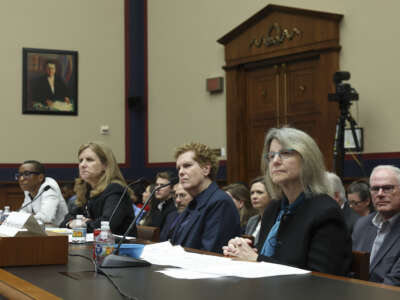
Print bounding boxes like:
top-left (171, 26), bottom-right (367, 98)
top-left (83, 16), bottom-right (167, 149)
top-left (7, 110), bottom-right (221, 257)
top-left (244, 56), bottom-right (329, 183)
top-left (245, 64), bottom-right (279, 180)
top-left (219, 5), bottom-right (342, 184)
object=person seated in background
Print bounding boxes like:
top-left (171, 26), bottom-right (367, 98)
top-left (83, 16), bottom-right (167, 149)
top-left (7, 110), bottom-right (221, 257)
top-left (141, 172), bottom-right (177, 230)
top-left (60, 142), bottom-right (135, 235)
top-left (138, 183), bottom-right (156, 225)
top-left (160, 183), bottom-right (193, 241)
top-left (223, 182), bottom-right (257, 232)
top-left (130, 179), bottom-right (150, 224)
top-left (244, 177), bottom-right (271, 248)
top-left (18, 160), bottom-right (68, 226)
top-left (223, 127), bottom-right (352, 276)
top-left (326, 172), bottom-right (360, 233)
top-left (352, 165), bottom-right (400, 286)
top-left (170, 142), bottom-right (241, 253)
top-left (61, 182), bottom-right (77, 213)
top-left (347, 180), bottom-right (374, 216)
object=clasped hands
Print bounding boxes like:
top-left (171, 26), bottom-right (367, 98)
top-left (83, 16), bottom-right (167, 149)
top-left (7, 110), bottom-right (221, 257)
top-left (222, 237), bottom-right (258, 261)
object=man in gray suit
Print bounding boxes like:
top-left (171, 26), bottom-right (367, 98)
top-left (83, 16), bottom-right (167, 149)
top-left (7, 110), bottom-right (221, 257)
top-left (352, 165), bottom-right (400, 286)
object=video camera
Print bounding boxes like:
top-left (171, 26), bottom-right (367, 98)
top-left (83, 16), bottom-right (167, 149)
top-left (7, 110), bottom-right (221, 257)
top-left (328, 71), bottom-right (359, 103)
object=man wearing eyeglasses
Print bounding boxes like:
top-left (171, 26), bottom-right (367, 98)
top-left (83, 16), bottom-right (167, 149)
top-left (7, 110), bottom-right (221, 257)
top-left (17, 160), bottom-right (68, 226)
top-left (352, 165), bottom-right (400, 286)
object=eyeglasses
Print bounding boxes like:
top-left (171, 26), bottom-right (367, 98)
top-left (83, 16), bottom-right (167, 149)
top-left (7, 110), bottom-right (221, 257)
top-left (15, 171), bottom-right (40, 180)
top-left (174, 193), bottom-right (187, 200)
top-left (370, 185), bottom-right (399, 195)
top-left (348, 200), bottom-right (365, 207)
top-left (265, 149), bottom-right (296, 162)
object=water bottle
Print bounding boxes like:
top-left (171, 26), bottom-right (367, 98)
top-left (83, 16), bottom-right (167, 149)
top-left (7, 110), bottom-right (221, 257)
top-left (70, 215), bottom-right (87, 244)
top-left (2, 206), bottom-right (11, 222)
top-left (95, 221), bottom-right (115, 266)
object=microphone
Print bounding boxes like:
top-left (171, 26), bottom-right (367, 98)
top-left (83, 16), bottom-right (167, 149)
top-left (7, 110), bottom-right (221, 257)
top-left (19, 185), bottom-right (52, 212)
top-left (108, 177), bottom-right (145, 228)
top-left (100, 177), bottom-right (178, 268)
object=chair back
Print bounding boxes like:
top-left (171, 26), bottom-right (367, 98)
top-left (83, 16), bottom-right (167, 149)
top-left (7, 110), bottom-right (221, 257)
top-left (350, 250), bottom-right (370, 280)
top-left (137, 225), bottom-right (160, 242)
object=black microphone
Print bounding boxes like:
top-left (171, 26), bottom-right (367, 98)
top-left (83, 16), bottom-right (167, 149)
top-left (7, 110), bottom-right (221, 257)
top-left (19, 185), bottom-right (52, 212)
top-left (100, 177), bottom-right (178, 268)
top-left (108, 177), bottom-right (145, 228)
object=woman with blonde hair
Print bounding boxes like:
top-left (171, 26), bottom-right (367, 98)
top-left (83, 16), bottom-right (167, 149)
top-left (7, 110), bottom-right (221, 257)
top-left (61, 142), bottom-right (135, 235)
top-left (223, 127), bottom-right (352, 276)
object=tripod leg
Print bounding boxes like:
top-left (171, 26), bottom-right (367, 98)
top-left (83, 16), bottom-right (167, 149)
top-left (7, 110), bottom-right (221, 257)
top-left (347, 114), bottom-right (361, 152)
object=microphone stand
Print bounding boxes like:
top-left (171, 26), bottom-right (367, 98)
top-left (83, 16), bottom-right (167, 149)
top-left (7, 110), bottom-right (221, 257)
top-left (19, 185), bottom-right (52, 211)
top-left (100, 178), bottom-right (178, 268)
top-left (108, 177), bottom-right (144, 226)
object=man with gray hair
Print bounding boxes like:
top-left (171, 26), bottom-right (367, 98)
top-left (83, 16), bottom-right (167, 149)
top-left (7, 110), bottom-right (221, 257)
top-left (352, 165), bottom-right (400, 286)
top-left (326, 172), bottom-right (360, 233)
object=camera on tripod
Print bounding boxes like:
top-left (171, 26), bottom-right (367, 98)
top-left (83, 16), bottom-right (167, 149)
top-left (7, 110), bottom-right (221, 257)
top-left (328, 71), bottom-right (359, 103)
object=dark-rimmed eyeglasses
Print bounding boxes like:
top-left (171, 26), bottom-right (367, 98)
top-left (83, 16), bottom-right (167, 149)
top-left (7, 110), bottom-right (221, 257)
top-left (265, 149), bottom-right (296, 162)
top-left (370, 185), bottom-right (399, 195)
top-left (348, 200), bottom-right (366, 207)
top-left (14, 171), bottom-right (40, 180)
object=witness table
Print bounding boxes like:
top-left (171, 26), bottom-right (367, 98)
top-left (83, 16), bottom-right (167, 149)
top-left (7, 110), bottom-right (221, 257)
top-left (1, 245), bottom-right (400, 300)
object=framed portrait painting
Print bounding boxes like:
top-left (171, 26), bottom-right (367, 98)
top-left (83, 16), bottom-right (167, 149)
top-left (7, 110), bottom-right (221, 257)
top-left (22, 48), bottom-right (78, 115)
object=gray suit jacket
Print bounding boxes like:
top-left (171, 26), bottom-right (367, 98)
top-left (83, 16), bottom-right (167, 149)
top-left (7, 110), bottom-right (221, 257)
top-left (245, 214), bottom-right (261, 247)
top-left (352, 212), bottom-right (400, 285)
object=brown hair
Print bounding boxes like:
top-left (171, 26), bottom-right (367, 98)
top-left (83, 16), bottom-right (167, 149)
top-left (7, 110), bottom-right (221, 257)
top-left (223, 183), bottom-right (257, 227)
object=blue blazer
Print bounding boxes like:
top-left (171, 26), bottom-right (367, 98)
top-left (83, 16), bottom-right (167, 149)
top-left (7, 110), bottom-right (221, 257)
top-left (170, 182), bottom-right (241, 253)
top-left (352, 212), bottom-right (400, 286)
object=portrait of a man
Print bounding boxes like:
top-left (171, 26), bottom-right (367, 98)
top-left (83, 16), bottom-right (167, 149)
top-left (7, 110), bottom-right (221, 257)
top-left (23, 48), bottom-right (78, 115)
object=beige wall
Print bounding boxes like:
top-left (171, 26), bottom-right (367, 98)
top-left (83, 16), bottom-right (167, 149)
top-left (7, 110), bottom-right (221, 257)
top-left (0, 0), bottom-right (125, 163)
top-left (148, 0), bottom-right (400, 163)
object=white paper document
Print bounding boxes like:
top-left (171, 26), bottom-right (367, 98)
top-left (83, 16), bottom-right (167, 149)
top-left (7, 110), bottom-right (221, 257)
top-left (140, 241), bottom-right (310, 279)
top-left (156, 268), bottom-right (224, 279)
top-left (0, 212), bottom-right (46, 237)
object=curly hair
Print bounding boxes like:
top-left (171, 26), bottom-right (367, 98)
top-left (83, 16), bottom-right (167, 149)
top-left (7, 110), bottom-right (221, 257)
top-left (174, 142), bottom-right (219, 180)
top-left (74, 142), bottom-right (132, 207)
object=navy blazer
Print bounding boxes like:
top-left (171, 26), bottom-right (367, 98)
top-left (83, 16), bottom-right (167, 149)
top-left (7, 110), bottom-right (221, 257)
top-left (170, 182), bottom-right (241, 253)
top-left (159, 210), bottom-right (180, 242)
top-left (352, 212), bottom-right (400, 286)
top-left (257, 193), bottom-right (352, 276)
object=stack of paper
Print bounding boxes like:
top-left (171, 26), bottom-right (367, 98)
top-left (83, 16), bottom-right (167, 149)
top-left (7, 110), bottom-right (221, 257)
top-left (140, 242), bottom-right (310, 279)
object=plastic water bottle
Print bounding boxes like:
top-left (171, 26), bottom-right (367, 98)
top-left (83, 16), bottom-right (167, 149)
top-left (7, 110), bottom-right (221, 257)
top-left (2, 206), bottom-right (11, 222)
top-left (95, 221), bottom-right (115, 266)
top-left (71, 215), bottom-right (87, 244)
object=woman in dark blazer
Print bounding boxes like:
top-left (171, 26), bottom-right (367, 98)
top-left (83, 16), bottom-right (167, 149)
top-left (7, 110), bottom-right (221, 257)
top-left (61, 142), bottom-right (135, 235)
top-left (243, 177), bottom-right (271, 247)
top-left (223, 127), bottom-right (352, 276)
